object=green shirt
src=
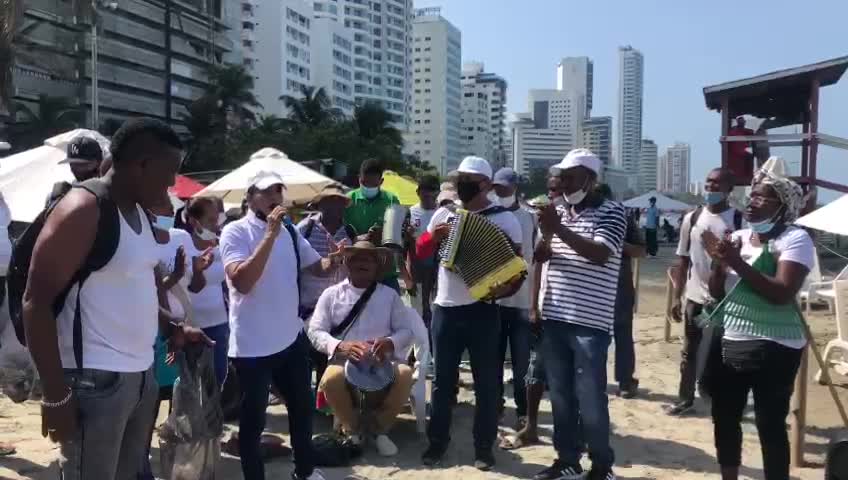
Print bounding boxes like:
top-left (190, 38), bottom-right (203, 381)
top-left (344, 188), bottom-right (400, 278)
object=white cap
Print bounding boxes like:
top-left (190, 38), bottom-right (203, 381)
top-left (437, 190), bottom-right (458, 205)
top-left (553, 148), bottom-right (601, 175)
top-left (248, 170), bottom-right (286, 190)
top-left (452, 155), bottom-right (493, 179)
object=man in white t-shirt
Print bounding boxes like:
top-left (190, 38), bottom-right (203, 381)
top-left (407, 174), bottom-right (440, 327)
top-left (418, 156), bottom-right (523, 471)
top-left (219, 171), bottom-right (339, 480)
top-left (491, 167), bottom-right (537, 429)
top-left (667, 168), bottom-right (741, 416)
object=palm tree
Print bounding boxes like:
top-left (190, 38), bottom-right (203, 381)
top-left (353, 101), bottom-right (402, 146)
top-left (204, 64), bottom-right (261, 125)
top-left (279, 85), bottom-right (341, 129)
top-left (254, 114), bottom-right (286, 136)
top-left (8, 95), bottom-right (81, 149)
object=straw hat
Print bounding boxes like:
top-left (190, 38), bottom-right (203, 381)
top-left (308, 184), bottom-right (351, 208)
top-left (342, 240), bottom-right (393, 267)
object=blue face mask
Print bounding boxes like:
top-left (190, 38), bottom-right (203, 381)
top-left (703, 191), bottom-right (726, 206)
top-left (749, 206), bottom-right (784, 235)
top-left (361, 186), bottom-right (380, 199)
top-left (155, 215), bottom-right (175, 231)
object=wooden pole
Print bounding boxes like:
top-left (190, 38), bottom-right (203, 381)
top-left (720, 97), bottom-right (730, 171)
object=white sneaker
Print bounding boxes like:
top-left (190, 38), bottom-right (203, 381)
top-left (375, 434), bottom-right (399, 457)
top-left (292, 468), bottom-right (326, 480)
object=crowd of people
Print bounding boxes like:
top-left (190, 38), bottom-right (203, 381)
top-left (0, 116), bottom-right (818, 480)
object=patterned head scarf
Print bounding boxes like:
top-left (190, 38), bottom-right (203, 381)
top-left (751, 156), bottom-right (804, 223)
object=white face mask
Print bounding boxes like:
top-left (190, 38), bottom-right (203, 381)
top-left (195, 227), bottom-right (218, 242)
top-left (498, 194), bottom-right (516, 208)
top-left (487, 190), bottom-right (500, 204)
top-left (218, 212), bottom-right (227, 226)
top-left (564, 189), bottom-right (587, 205)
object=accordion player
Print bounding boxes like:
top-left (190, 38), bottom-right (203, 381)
top-left (438, 208), bottom-right (528, 300)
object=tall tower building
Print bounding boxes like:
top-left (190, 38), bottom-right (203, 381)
top-left (639, 139), bottom-right (658, 193)
top-left (659, 142), bottom-right (691, 193)
top-left (582, 116), bottom-right (612, 167)
top-left (311, 17), bottom-right (355, 116)
top-left (406, 7), bottom-right (462, 174)
top-left (617, 46), bottom-right (644, 184)
top-left (557, 57), bottom-right (593, 117)
top-left (461, 62), bottom-right (508, 167)
top-left (313, 0), bottom-right (413, 127)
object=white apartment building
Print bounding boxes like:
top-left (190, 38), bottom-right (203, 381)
top-left (510, 116), bottom-right (576, 176)
top-left (617, 46), bottom-right (644, 181)
top-left (406, 8), bottom-right (461, 174)
top-left (557, 57), bottom-right (593, 118)
top-left (462, 62), bottom-right (508, 167)
top-left (311, 17), bottom-right (355, 116)
top-left (581, 116), bottom-right (612, 168)
top-left (639, 138), bottom-right (658, 194)
top-left (528, 89), bottom-right (584, 145)
top-left (460, 88), bottom-right (493, 161)
top-left (659, 142), bottom-right (691, 193)
top-left (243, 0), bottom-right (313, 116)
top-left (313, 0), bottom-right (413, 127)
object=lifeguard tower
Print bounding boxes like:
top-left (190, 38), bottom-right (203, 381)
top-left (703, 55), bottom-right (848, 193)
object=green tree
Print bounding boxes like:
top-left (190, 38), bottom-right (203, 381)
top-left (279, 85), bottom-right (340, 129)
top-left (354, 101), bottom-right (402, 146)
top-left (204, 64), bottom-right (261, 125)
top-left (8, 95), bottom-right (81, 150)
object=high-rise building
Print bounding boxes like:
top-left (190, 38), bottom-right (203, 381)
top-left (557, 57), bottom-right (593, 117)
top-left (405, 8), bottom-right (461, 174)
top-left (639, 139), bottom-right (658, 193)
top-left (313, 0), bottom-right (413, 127)
top-left (510, 115), bottom-right (574, 176)
top-left (245, 0), bottom-right (313, 117)
top-left (311, 17), bottom-right (356, 116)
top-left (10, 0), bottom-right (237, 130)
top-left (659, 142), bottom-right (691, 193)
top-left (460, 87), bottom-right (493, 161)
top-left (617, 46), bottom-right (644, 183)
top-left (461, 62), bottom-right (508, 167)
top-left (527, 89), bottom-right (584, 146)
top-left (582, 116), bottom-right (612, 167)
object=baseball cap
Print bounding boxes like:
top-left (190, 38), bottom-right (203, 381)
top-left (451, 155), bottom-right (493, 180)
top-left (60, 137), bottom-right (103, 165)
top-left (248, 170), bottom-right (286, 191)
top-left (551, 148), bottom-right (601, 175)
top-left (437, 189), bottom-right (458, 205)
top-left (493, 167), bottom-right (519, 187)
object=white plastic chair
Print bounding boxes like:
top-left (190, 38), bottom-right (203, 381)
top-left (804, 262), bottom-right (848, 314)
top-left (816, 280), bottom-right (848, 383)
top-left (404, 306), bottom-right (430, 434)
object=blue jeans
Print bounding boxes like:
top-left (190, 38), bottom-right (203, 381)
top-left (498, 306), bottom-right (532, 417)
top-left (201, 323), bottom-right (230, 388)
top-left (428, 302), bottom-right (501, 451)
top-left (232, 332), bottom-right (315, 479)
top-left (542, 321), bottom-right (614, 468)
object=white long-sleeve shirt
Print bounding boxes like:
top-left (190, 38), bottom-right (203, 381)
top-left (308, 280), bottom-right (415, 361)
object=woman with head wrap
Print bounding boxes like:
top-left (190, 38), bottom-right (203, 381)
top-left (700, 157), bottom-right (814, 480)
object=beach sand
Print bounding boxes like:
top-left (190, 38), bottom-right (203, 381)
top-left (2, 246), bottom-right (847, 479)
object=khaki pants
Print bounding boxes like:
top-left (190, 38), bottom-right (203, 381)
top-left (319, 363), bottom-right (414, 434)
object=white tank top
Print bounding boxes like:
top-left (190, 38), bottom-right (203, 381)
top-left (57, 204), bottom-right (161, 372)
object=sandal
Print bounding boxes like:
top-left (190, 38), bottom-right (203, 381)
top-left (499, 432), bottom-right (538, 450)
top-left (0, 442), bottom-right (16, 456)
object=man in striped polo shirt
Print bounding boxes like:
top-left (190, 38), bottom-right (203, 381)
top-left (534, 149), bottom-right (627, 480)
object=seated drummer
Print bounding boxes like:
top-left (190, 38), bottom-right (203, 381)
top-left (307, 240), bottom-right (416, 457)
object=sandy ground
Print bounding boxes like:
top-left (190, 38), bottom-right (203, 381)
top-left (2, 245), bottom-right (848, 480)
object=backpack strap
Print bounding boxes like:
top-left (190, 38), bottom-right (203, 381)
top-left (343, 224), bottom-right (357, 243)
top-left (285, 223), bottom-right (301, 305)
top-left (733, 210), bottom-right (743, 231)
top-left (303, 217), bottom-right (316, 240)
top-left (70, 179), bottom-right (121, 370)
top-left (685, 206), bottom-right (704, 255)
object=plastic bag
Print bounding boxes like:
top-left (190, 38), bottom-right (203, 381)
top-left (0, 318), bottom-right (36, 403)
top-left (159, 345), bottom-right (223, 480)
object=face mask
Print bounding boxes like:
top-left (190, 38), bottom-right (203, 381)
top-left (155, 215), bottom-right (175, 231)
top-left (498, 194), bottom-right (516, 208)
top-left (456, 180), bottom-right (482, 204)
top-left (551, 195), bottom-right (566, 207)
top-left (564, 189), bottom-right (587, 206)
top-left (195, 226), bottom-right (218, 241)
top-left (362, 186), bottom-right (380, 199)
top-left (749, 219), bottom-right (776, 234)
top-left (703, 191), bottom-right (726, 206)
top-left (218, 212), bottom-right (227, 226)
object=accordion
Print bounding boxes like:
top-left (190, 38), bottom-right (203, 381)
top-left (439, 209), bottom-right (527, 300)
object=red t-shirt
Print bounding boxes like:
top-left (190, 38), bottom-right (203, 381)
top-left (727, 127), bottom-right (754, 182)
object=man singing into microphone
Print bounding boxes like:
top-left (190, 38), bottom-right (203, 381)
top-left (219, 171), bottom-right (338, 480)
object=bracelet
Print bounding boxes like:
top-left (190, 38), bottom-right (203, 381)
top-left (42, 388), bottom-right (72, 408)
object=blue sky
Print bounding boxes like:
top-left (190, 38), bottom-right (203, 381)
top-left (414, 0), bottom-right (848, 198)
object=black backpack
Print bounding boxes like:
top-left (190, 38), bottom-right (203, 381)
top-left (6, 179), bottom-right (120, 369)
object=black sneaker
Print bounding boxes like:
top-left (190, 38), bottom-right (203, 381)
top-left (665, 401), bottom-right (695, 416)
top-left (422, 443), bottom-right (448, 467)
top-left (534, 460), bottom-right (585, 480)
top-left (587, 467), bottom-right (616, 480)
top-left (474, 449), bottom-right (496, 471)
top-left (618, 379), bottom-right (639, 399)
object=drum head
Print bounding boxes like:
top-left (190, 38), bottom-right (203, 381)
top-left (344, 357), bottom-right (395, 392)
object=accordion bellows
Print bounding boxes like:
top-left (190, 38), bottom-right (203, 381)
top-left (439, 209), bottom-right (527, 300)
top-left (703, 244), bottom-right (805, 340)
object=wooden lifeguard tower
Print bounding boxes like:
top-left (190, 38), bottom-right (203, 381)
top-left (703, 55), bottom-right (848, 192)
top-left (703, 56), bottom-right (848, 470)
